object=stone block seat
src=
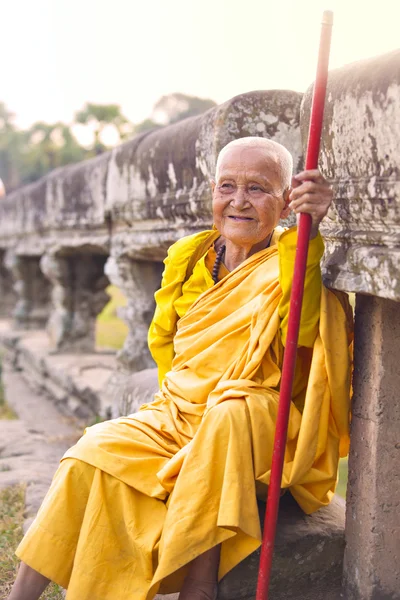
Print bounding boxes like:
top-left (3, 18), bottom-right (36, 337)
top-left (124, 369), bottom-right (345, 600)
top-left (217, 494), bottom-right (344, 600)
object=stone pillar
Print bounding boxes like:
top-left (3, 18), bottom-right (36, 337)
top-left (343, 294), bottom-right (400, 600)
top-left (105, 256), bottom-right (163, 371)
top-left (4, 252), bottom-right (51, 329)
top-left (0, 249), bottom-right (17, 317)
top-left (41, 251), bottom-right (109, 352)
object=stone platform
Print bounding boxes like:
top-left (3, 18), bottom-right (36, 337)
top-left (0, 319), bottom-right (117, 419)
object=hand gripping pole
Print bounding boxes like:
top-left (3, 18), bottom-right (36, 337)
top-left (256, 10), bottom-right (334, 599)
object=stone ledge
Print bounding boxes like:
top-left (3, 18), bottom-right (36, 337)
top-left (301, 49), bottom-right (400, 300)
top-left (0, 320), bottom-right (116, 418)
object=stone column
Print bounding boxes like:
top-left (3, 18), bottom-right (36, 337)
top-left (343, 295), bottom-right (400, 599)
top-left (0, 249), bottom-right (17, 318)
top-left (4, 251), bottom-right (51, 329)
top-left (105, 255), bottom-right (163, 371)
top-left (41, 251), bottom-right (110, 352)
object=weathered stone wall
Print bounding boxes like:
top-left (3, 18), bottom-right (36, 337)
top-left (301, 50), bottom-right (400, 600)
top-left (0, 152), bottom-right (111, 255)
top-left (301, 49), bottom-right (400, 300)
top-left (107, 89), bottom-right (302, 258)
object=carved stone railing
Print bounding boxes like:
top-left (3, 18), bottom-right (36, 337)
top-left (0, 152), bottom-right (111, 347)
top-left (0, 89), bottom-right (303, 365)
top-left (302, 49), bottom-right (400, 301)
top-left (302, 48), bottom-right (400, 600)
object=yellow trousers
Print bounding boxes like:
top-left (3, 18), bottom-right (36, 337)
top-left (17, 399), bottom-right (280, 600)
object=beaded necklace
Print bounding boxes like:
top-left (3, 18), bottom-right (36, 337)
top-left (212, 233), bottom-right (273, 285)
top-left (212, 244), bottom-right (226, 285)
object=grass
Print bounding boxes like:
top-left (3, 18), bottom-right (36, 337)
top-left (0, 485), bottom-right (64, 600)
top-left (0, 375), bottom-right (16, 420)
top-left (96, 285), bottom-right (129, 350)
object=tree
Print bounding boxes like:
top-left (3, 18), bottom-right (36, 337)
top-left (20, 122), bottom-right (86, 183)
top-left (133, 118), bottom-right (161, 135)
top-left (0, 104), bottom-right (89, 192)
top-left (151, 93), bottom-right (217, 125)
top-left (75, 103), bottom-right (131, 154)
top-left (0, 102), bottom-right (23, 191)
top-left (0, 93), bottom-right (218, 193)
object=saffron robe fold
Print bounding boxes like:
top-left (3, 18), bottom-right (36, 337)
top-left (17, 241), bottom-right (352, 600)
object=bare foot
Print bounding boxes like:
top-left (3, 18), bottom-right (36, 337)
top-left (179, 577), bottom-right (217, 600)
top-left (180, 544), bottom-right (220, 600)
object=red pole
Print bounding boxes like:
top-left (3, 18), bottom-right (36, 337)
top-left (256, 10), bottom-right (334, 599)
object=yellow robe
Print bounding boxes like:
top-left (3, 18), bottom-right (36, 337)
top-left (16, 228), bottom-right (352, 600)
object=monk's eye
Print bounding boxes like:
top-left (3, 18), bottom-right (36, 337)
top-left (219, 183), bottom-right (235, 193)
top-left (249, 185), bottom-right (264, 193)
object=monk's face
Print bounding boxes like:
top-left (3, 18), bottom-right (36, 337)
top-left (211, 146), bottom-right (290, 248)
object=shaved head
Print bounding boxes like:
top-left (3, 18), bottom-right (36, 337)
top-left (215, 137), bottom-right (293, 192)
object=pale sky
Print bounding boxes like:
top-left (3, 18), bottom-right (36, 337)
top-left (2, 0), bottom-right (399, 131)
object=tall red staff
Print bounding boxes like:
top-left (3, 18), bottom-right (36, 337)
top-left (256, 10), bottom-right (334, 599)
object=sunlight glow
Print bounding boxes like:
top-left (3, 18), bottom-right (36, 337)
top-left (1, 0), bottom-right (398, 129)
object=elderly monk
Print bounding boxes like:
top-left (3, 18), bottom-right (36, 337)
top-left (9, 137), bottom-right (352, 600)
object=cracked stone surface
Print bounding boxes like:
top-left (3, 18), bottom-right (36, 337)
top-left (301, 49), bottom-right (400, 301)
top-left (0, 320), bottom-right (117, 419)
top-left (0, 366), bottom-right (83, 533)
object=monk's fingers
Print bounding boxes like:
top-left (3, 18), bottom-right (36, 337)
top-left (293, 169), bottom-right (328, 184)
top-left (289, 195), bottom-right (331, 223)
top-left (289, 196), bottom-right (330, 212)
top-left (289, 181), bottom-right (332, 201)
top-left (289, 182), bottom-right (333, 208)
top-left (293, 204), bottom-right (327, 229)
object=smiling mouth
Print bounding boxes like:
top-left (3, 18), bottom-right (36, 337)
top-left (228, 216), bottom-right (253, 221)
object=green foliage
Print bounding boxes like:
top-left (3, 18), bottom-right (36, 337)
top-left (0, 369), bottom-right (16, 420)
top-left (0, 107), bottom-right (86, 192)
top-left (75, 102), bottom-right (131, 153)
top-left (0, 102), bottom-right (23, 191)
top-left (21, 122), bottom-right (86, 184)
top-left (96, 285), bottom-right (128, 350)
top-left (152, 92), bottom-right (217, 125)
top-left (0, 92), bottom-right (217, 192)
top-left (133, 118), bottom-right (161, 134)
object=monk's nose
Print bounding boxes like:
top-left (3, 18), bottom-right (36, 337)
top-left (229, 186), bottom-right (249, 209)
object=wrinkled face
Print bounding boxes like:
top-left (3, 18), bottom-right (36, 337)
top-left (212, 145), bottom-right (290, 247)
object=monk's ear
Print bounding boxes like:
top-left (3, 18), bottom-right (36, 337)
top-left (210, 179), bottom-right (216, 194)
top-left (280, 188), bottom-right (291, 219)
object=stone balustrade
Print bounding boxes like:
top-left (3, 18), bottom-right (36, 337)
top-left (0, 49), bottom-right (399, 599)
top-left (0, 89), bottom-right (302, 368)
